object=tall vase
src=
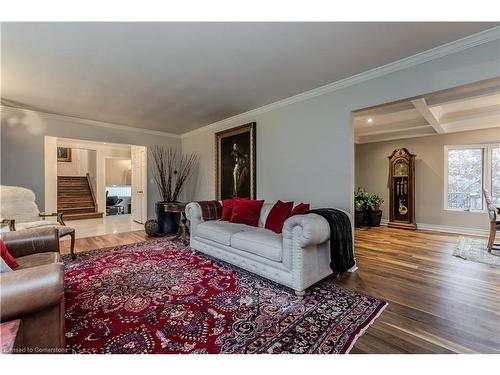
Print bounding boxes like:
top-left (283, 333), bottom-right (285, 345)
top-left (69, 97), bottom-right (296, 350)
top-left (155, 202), bottom-right (180, 235)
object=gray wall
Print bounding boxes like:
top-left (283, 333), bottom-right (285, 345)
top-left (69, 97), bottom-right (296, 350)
top-left (356, 128), bottom-right (500, 230)
top-left (182, 40), bottom-right (500, 217)
top-left (0, 108), bottom-right (180, 217)
top-left (2, 40), bottom-right (500, 221)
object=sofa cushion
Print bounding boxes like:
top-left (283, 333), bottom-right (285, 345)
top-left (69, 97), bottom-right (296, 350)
top-left (221, 199), bottom-right (234, 221)
top-left (230, 199), bottom-right (264, 227)
top-left (15, 252), bottom-right (61, 270)
top-left (231, 228), bottom-right (283, 262)
top-left (196, 220), bottom-right (256, 246)
top-left (1, 240), bottom-right (18, 269)
top-left (265, 200), bottom-right (293, 234)
top-left (289, 203), bottom-right (310, 217)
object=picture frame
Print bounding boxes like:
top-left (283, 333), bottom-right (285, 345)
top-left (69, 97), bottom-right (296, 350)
top-left (57, 147), bottom-right (72, 162)
top-left (215, 122), bottom-right (256, 200)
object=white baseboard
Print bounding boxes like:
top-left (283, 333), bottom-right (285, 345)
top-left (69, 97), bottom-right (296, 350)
top-left (379, 219), bottom-right (489, 237)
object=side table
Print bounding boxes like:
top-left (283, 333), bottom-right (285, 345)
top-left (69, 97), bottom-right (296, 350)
top-left (163, 202), bottom-right (190, 245)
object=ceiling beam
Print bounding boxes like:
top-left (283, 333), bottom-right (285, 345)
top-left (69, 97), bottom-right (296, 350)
top-left (439, 104), bottom-right (500, 123)
top-left (441, 112), bottom-right (500, 133)
top-left (358, 124), bottom-right (431, 137)
top-left (357, 128), bottom-right (437, 144)
top-left (411, 98), bottom-right (445, 134)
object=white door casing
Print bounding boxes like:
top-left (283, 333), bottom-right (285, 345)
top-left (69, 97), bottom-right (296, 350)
top-left (131, 145), bottom-right (148, 223)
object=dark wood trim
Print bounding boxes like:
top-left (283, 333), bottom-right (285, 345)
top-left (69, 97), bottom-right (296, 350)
top-left (39, 212), bottom-right (65, 226)
top-left (1, 219), bottom-right (15, 231)
top-left (86, 173), bottom-right (98, 213)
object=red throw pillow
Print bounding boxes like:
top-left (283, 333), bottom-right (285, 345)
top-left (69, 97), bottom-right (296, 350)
top-left (221, 199), bottom-right (234, 221)
top-left (265, 200), bottom-right (294, 233)
top-left (289, 203), bottom-right (310, 217)
top-left (0, 240), bottom-right (18, 269)
top-left (230, 199), bottom-right (264, 227)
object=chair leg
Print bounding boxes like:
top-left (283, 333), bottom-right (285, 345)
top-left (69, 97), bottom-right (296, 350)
top-left (70, 231), bottom-right (76, 260)
top-left (487, 222), bottom-right (496, 253)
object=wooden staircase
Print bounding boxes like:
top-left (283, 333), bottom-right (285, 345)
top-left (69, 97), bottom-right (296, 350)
top-left (57, 175), bottom-right (103, 220)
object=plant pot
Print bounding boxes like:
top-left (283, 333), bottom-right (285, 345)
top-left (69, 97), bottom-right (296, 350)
top-left (369, 210), bottom-right (383, 227)
top-left (355, 211), bottom-right (365, 228)
top-left (155, 202), bottom-right (180, 235)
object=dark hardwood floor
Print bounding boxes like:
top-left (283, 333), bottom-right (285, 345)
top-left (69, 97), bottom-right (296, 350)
top-left (60, 226), bottom-right (500, 354)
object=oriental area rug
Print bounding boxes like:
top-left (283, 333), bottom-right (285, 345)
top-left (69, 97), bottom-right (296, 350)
top-left (63, 239), bottom-right (387, 354)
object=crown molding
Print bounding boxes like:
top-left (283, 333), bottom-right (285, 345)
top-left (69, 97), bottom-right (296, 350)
top-left (0, 105), bottom-right (181, 139)
top-left (181, 26), bottom-right (500, 139)
top-left (2, 27), bottom-right (499, 141)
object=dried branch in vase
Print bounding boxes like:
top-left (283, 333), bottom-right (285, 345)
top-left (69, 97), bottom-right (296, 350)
top-left (150, 146), bottom-right (198, 202)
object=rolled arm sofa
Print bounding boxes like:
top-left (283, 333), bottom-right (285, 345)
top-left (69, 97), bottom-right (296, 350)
top-left (0, 228), bottom-right (65, 353)
top-left (186, 202), bottom-right (350, 297)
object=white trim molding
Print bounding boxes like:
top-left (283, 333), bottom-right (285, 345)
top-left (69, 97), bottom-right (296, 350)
top-left (380, 219), bottom-right (489, 237)
top-left (0, 105), bottom-right (181, 139)
top-left (182, 26), bottom-right (500, 139)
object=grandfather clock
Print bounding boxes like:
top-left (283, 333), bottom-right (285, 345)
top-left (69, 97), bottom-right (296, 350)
top-left (388, 148), bottom-right (417, 230)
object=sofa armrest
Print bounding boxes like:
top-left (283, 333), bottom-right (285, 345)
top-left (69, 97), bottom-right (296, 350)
top-left (185, 202), bottom-right (204, 234)
top-left (0, 263), bottom-right (64, 321)
top-left (282, 213), bottom-right (330, 248)
top-left (1, 227), bottom-right (60, 258)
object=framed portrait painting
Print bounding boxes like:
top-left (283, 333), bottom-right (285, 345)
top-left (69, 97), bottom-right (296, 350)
top-left (215, 122), bottom-right (256, 200)
top-left (57, 147), bottom-right (72, 162)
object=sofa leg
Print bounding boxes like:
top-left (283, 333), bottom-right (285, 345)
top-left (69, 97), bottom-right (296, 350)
top-left (295, 290), bottom-right (305, 299)
top-left (191, 249), bottom-right (196, 255)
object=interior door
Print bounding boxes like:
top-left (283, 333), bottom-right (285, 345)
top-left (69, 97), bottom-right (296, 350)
top-left (131, 145), bottom-right (147, 224)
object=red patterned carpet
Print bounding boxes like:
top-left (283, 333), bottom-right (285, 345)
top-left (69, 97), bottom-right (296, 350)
top-left (63, 239), bottom-right (386, 354)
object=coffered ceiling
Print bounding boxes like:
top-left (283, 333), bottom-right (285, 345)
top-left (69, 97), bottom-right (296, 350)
top-left (353, 78), bottom-right (500, 144)
top-left (1, 22), bottom-right (498, 134)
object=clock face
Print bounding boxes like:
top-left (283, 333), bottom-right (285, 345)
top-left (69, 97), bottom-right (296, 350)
top-left (394, 160), bottom-right (408, 176)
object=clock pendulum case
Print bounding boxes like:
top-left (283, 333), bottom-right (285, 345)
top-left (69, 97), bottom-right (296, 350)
top-left (388, 148), bottom-right (417, 230)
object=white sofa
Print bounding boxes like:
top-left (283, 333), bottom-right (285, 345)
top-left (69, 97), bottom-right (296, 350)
top-left (186, 202), bottom-right (353, 297)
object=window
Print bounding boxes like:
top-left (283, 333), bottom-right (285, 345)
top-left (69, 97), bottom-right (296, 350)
top-left (445, 144), bottom-right (499, 211)
top-left (492, 147), bottom-right (500, 205)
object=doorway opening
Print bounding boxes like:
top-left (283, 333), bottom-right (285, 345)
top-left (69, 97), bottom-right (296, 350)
top-left (44, 137), bottom-right (147, 238)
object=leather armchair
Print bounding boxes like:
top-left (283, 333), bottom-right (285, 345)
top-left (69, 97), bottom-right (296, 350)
top-left (0, 228), bottom-right (65, 353)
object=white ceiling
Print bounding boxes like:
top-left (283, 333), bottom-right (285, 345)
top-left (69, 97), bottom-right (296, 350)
top-left (1, 22), bottom-right (498, 134)
top-left (353, 78), bottom-right (500, 143)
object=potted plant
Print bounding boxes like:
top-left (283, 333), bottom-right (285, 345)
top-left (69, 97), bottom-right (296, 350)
top-left (150, 146), bottom-right (198, 234)
top-left (354, 188), bottom-right (371, 227)
top-left (368, 194), bottom-right (384, 227)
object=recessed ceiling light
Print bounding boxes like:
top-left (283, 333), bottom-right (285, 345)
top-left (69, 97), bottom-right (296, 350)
top-left (367, 118), bottom-right (373, 123)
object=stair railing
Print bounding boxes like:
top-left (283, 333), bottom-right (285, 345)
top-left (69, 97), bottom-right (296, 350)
top-left (86, 173), bottom-right (98, 212)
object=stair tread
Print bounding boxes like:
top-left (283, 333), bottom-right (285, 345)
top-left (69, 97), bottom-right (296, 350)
top-left (57, 175), bottom-right (97, 217)
top-left (58, 206), bottom-right (95, 211)
top-left (63, 212), bottom-right (103, 220)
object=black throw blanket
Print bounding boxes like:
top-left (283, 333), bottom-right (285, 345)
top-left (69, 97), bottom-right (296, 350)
top-left (306, 208), bottom-right (355, 275)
